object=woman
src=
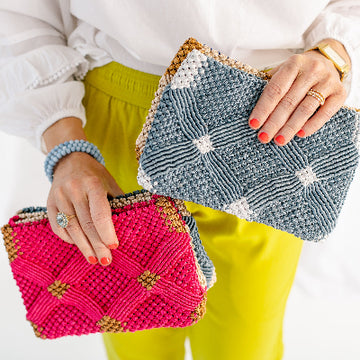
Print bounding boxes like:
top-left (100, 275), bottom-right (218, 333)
top-left (0, 1), bottom-right (359, 359)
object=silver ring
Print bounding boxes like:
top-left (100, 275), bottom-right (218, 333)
top-left (56, 212), bottom-right (76, 228)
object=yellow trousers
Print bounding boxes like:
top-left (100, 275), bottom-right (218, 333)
top-left (82, 61), bottom-right (303, 360)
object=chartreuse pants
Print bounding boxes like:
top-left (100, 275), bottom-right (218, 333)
top-left (82, 61), bottom-right (303, 360)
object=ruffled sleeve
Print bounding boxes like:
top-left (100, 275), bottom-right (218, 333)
top-left (303, 0), bottom-right (360, 106)
top-left (0, 1), bottom-right (89, 152)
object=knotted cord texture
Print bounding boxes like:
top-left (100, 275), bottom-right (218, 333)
top-left (137, 38), bottom-right (360, 242)
top-left (1, 190), bottom-right (215, 339)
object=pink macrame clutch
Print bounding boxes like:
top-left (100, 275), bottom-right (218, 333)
top-left (1, 190), bottom-right (215, 339)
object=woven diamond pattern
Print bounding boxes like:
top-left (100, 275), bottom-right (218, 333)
top-left (137, 38), bottom-right (360, 242)
top-left (1, 190), bottom-right (215, 339)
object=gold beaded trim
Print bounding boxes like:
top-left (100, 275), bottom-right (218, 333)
top-left (155, 197), bottom-right (187, 233)
top-left (135, 37), bottom-right (270, 160)
top-left (135, 37), bottom-right (360, 161)
top-left (1, 224), bottom-right (22, 263)
top-left (109, 191), bottom-right (153, 209)
top-left (208, 269), bottom-right (217, 289)
top-left (164, 38), bottom-right (268, 80)
top-left (156, 197), bottom-right (209, 289)
top-left (47, 280), bottom-right (70, 299)
top-left (165, 37), bottom-right (203, 77)
top-left (96, 315), bottom-right (127, 332)
top-left (135, 74), bottom-right (171, 160)
top-left (344, 105), bottom-right (360, 112)
top-left (30, 322), bottom-right (46, 339)
top-left (137, 270), bottom-right (161, 291)
top-left (173, 199), bottom-right (191, 217)
top-left (200, 43), bottom-right (268, 79)
top-left (13, 210), bottom-right (47, 224)
top-left (190, 293), bottom-right (207, 323)
top-left (9, 192), bottom-right (155, 223)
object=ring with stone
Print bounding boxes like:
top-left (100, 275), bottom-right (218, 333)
top-left (56, 212), bottom-right (76, 229)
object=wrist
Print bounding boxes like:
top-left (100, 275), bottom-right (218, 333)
top-left (306, 38), bottom-right (351, 81)
top-left (44, 140), bottom-right (105, 182)
top-left (320, 38), bottom-right (351, 66)
top-left (43, 117), bottom-right (87, 154)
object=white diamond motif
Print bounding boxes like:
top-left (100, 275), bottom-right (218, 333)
top-left (224, 198), bottom-right (254, 220)
top-left (295, 166), bottom-right (319, 186)
top-left (193, 135), bottom-right (215, 154)
top-left (137, 165), bottom-right (154, 192)
top-left (170, 50), bottom-right (208, 90)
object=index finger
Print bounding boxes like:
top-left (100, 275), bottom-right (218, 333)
top-left (88, 187), bottom-right (119, 249)
top-left (248, 61), bottom-right (299, 128)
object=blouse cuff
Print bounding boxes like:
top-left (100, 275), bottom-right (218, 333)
top-left (0, 43), bottom-right (90, 152)
top-left (38, 107), bottom-right (87, 154)
top-left (304, 15), bottom-right (360, 107)
top-left (0, 81), bottom-right (87, 152)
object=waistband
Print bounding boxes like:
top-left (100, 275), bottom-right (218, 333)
top-left (83, 61), bottom-right (161, 109)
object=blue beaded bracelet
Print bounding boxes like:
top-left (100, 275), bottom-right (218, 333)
top-left (44, 140), bottom-right (105, 182)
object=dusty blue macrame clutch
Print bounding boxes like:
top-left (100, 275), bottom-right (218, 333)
top-left (136, 38), bottom-right (360, 242)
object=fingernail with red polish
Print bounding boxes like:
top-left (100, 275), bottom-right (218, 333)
top-left (258, 132), bottom-right (269, 142)
top-left (249, 118), bottom-right (260, 128)
top-left (88, 256), bottom-right (98, 264)
top-left (297, 129), bottom-right (305, 137)
top-left (108, 243), bottom-right (118, 249)
top-left (275, 135), bottom-right (285, 145)
top-left (101, 257), bottom-right (111, 266)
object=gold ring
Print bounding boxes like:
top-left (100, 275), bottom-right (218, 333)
top-left (306, 89), bottom-right (325, 106)
top-left (56, 212), bottom-right (76, 228)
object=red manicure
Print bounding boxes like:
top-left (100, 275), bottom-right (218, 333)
top-left (101, 257), bottom-right (111, 265)
top-left (88, 256), bottom-right (98, 264)
top-left (249, 118), bottom-right (260, 128)
top-left (297, 129), bottom-right (305, 137)
top-left (258, 132), bottom-right (269, 142)
top-left (275, 135), bottom-right (285, 145)
top-left (108, 243), bottom-right (118, 249)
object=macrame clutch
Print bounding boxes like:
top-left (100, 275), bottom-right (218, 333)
top-left (1, 190), bottom-right (216, 339)
top-left (136, 38), bottom-right (360, 242)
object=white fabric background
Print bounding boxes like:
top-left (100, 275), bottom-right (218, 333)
top-left (1, 130), bottom-right (360, 359)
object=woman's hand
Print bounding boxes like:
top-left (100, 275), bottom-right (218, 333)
top-left (43, 117), bottom-right (124, 266)
top-left (248, 39), bottom-right (350, 146)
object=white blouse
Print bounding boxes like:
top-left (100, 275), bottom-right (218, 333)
top-left (0, 0), bottom-right (359, 151)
